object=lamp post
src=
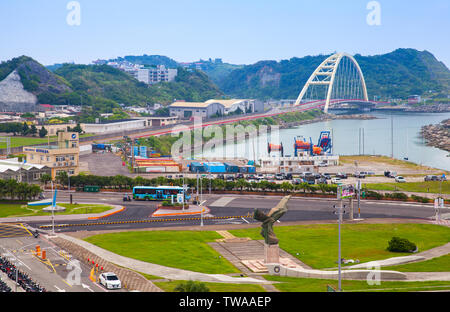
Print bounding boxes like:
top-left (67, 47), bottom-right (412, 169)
top-left (334, 185), bottom-right (346, 292)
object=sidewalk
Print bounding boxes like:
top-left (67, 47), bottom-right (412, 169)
top-left (344, 243), bottom-right (450, 269)
top-left (56, 233), bottom-right (271, 285)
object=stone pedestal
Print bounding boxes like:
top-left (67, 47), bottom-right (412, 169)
top-left (264, 243), bottom-right (280, 264)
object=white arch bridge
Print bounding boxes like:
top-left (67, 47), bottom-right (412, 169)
top-left (293, 52), bottom-right (378, 113)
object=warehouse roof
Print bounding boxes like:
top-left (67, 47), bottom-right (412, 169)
top-left (0, 158), bottom-right (48, 173)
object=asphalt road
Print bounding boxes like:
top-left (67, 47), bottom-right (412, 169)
top-left (25, 191), bottom-right (439, 233)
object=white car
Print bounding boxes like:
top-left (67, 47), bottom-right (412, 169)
top-left (331, 177), bottom-right (342, 184)
top-left (395, 176), bottom-right (406, 183)
top-left (99, 272), bottom-right (122, 290)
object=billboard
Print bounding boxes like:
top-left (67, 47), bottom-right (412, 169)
top-left (140, 146), bottom-right (147, 158)
top-left (338, 184), bottom-right (355, 199)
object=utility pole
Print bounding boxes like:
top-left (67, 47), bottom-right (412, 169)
top-left (357, 180), bottom-right (361, 219)
top-left (182, 175), bottom-right (185, 211)
top-left (51, 181), bottom-right (55, 235)
top-left (391, 114), bottom-right (394, 158)
top-left (334, 185), bottom-right (346, 292)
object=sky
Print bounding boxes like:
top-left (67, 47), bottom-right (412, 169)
top-left (0, 0), bottom-right (449, 67)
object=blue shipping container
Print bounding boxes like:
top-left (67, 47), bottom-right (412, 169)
top-left (204, 162), bottom-right (226, 173)
top-left (224, 163), bottom-right (239, 173)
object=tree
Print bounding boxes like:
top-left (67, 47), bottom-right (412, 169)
top-left (40, 173), bottom-right (52, 186)
top-left (56, 171), bottom-right (68, 188)
top-left (30, 124), bottom-right (37, 137)
top-left (280, 181), bottom-right (293, 194)
top-left (21, 122), bottom-right (30, 136)
top-left (39, 126), bottom-right (48, 138)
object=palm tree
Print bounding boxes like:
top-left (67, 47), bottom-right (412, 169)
top-left (280, 182), bottom-right (293, 194)
top-left (235, 178), bottom-right (248, 193)
top-left (40, 173), bottom-right (52, 187)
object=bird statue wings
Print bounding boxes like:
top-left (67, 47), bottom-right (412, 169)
top-left (253, 195), bottom-right (291, 245)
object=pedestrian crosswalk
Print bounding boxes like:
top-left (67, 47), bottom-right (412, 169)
top-left (209, 197), bottom-right (235, 207)
top-left (0, 224), bottom-right (32, 238)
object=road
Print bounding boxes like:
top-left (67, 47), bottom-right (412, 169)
top-left (24, 191), bottom-right (440, 233)
top-left (1, 191), bottom-right (442, 292)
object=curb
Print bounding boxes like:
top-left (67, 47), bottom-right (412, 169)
top-left (88, 206), bottom-right (125, 220)
top-left (152, 206), bottom-right (210, 217)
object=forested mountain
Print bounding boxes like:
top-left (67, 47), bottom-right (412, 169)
top-left (0, 56), bottom-right (224, 114)
top-left (217, 49), bottom-right (450, 100)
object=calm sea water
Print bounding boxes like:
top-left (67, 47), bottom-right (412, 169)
top-left (198, 111), bottom-right (450, 171)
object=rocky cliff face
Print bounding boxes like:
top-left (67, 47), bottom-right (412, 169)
top-left (0, 70), bottom-right (37, 112)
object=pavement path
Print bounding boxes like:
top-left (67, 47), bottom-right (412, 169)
top-left (56, 233), bottom-right (272, 285)
top-left (345, 243), bottom-right (450, 270)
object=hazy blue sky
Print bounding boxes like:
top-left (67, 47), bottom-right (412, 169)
top-left (1, 0), bottom-right (449, 67)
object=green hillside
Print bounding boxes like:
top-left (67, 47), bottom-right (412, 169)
top-left (0, 56), bottom-right (224, 115)
top-left (218, 49), bottom-right (450, 100)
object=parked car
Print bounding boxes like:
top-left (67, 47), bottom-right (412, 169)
top-left (99, 272), bottom-right (122, 290)
top-left (236, 173), bottom-right (244, 179)
top-left (424, 175), bottom-right (438, 181)
top-left (266, 174), bottom-right (275, 180)
top-left (335, 172), bottom-right (347, 179)
top-left (275, 173), bottom-right (285, 180)
top-left (285, 173), bottom-right (293, 180)
top-left (217, 174), bottom-right (225, 180)
top-left (322, 173), bottom-right (332, 180)
top-left (256, 173), bottom-right (265, 180)
top-left (331, 177), bottom-right (342, 184)
top-left (292, 178), bottom-right (303, 185)
top-left (225, 175), bottom-right (235, 182)
top-left (247, 174), bottom-right (257, 180)
top-left (317, 178), bottom-right (328, 184)
top-left (353, 172), bottom-right (366, 179)
top-left (318, 162), bottom-right (328, 167)
top-left (386, 171), bottom-right (397, 178)
top-left (395, 176), bottom-right (406, 183)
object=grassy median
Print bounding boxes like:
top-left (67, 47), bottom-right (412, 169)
top-left (365, 181), bottom-right (450, 194)
top-left (0, 202), bottom-right (113, 217)
top-left (229, 223), bottom-right (450, 269)
top-left (84, 231), bottom-right (240, 274)
top-left (263, 275), bottom-right (450, 292)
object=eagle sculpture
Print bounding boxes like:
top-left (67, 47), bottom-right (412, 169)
top-left (253, 195), bottom-right (291, 245)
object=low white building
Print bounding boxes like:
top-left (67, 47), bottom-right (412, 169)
top-left (169, 101), bottom-right (225, 119)
top-left (205, 99), bottom-right (257, 115)
top-left (258, 155), bottom-right (339, 173)
top-left (82, 119), bottom-right (146, 134)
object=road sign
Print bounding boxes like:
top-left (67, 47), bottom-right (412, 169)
top-left (338, 184), bottom-right (355, 199)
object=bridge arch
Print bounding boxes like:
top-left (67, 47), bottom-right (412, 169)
top-left (294, 52), bottom-right (369, 113)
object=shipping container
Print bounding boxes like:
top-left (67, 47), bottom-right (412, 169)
top-left (224, 162), bottom-right (239, 173)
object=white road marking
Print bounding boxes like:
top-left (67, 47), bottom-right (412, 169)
top-left (241, 217), bottom-right (249, 224)
top-left (82, 283), bottom-right (94, 292)
top-left (210, 197), bottom-right (235, 207)
top-left (54, 285), bottom-right (66, 292)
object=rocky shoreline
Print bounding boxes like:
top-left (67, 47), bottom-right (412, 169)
top-left (279, 113), bottom-right (376, 129)
top-left (420, 119), bottom-right (450, 152)
top-left (405, 103), bottom-right (450, 113)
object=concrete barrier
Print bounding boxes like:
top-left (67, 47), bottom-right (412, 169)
top-left (266, 263), bottom-right (407, 280)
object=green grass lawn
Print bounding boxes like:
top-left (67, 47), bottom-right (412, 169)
top-left (0, 133), bottom-right (94, 148)
top-left (0, 203), bottom-right (113, 217)
top-left (263, 275), bottom-right (450, 292)
top-left (383, 254), bottom-right (450, 272)
top-left (229, 224), bottom-right (450, 269)
top-left (154, 280), bottom-right (266, 292)
top-left (0, 136), bottom-right (55, 148)
top-left (366, 181), bottom-right (450, 194)
top-left (84, 231), bottom-right (240, 274)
